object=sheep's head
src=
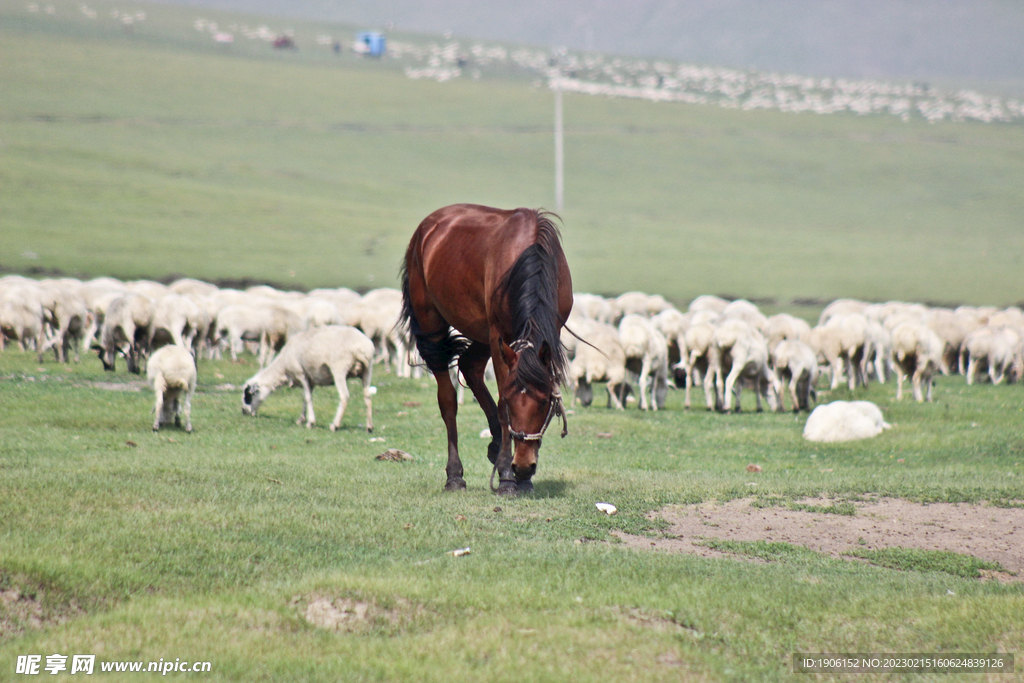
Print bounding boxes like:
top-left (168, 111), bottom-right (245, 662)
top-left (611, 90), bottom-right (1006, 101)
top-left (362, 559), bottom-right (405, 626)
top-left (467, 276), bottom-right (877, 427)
top-left (241, 380), bottom-right (269, 416)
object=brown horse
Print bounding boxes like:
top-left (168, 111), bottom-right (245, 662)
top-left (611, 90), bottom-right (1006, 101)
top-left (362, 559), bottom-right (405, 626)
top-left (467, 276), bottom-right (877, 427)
top-left (401, 204), bottom-right (573, 495)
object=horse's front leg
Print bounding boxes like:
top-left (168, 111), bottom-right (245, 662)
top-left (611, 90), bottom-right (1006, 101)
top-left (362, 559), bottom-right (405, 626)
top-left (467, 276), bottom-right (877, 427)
top-left (458, 342), bottom-right (501, 465)
top-left (433, 368), bottom-right (465, 491)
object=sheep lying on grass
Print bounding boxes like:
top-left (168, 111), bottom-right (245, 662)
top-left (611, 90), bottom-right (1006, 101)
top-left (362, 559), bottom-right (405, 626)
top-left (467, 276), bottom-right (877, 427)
top-left (803, 400), bottom-right (891, 442)
top-left (241, 325), bottom-right (375, 432)
top-left (146, 345), bottom-right (196, 432)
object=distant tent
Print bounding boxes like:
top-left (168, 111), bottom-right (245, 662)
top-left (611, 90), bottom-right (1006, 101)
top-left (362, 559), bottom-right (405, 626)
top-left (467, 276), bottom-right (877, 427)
top-left (356, 31), bottom-right (386, 57)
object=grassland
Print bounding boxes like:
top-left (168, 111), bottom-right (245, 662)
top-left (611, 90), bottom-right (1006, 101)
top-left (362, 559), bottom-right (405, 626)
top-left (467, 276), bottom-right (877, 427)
top-left (2, 1), bottom-right (1024, 680)
top-left (3, 0), bottom-right (1024, 309)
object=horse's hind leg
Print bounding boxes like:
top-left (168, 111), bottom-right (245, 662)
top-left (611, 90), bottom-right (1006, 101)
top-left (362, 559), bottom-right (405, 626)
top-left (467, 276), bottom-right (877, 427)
top-left (433, 368), bottom-right (466, 491)
top-left (458, 342), bottom-right (501, 465)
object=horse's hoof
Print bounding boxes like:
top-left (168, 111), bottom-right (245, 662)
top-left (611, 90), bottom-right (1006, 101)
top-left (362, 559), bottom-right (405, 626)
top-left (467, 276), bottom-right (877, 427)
top-left (495, 481), bottom-right (519, 497)
top-left (444, 478), bottom-right (467, 492)
top-left (516, 479), bottom-right (534, 494)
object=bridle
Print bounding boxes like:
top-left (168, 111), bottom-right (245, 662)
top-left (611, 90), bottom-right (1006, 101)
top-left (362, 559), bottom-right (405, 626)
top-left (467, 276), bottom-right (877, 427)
top-left (489, 339), bottom-right (569, 492)
top-left (504, 390), bottom-right (568, 442)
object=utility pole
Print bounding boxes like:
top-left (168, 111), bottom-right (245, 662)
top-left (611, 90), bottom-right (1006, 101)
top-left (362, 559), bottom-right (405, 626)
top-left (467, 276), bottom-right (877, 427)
top-left (554, 77), bottom-right (564, 212)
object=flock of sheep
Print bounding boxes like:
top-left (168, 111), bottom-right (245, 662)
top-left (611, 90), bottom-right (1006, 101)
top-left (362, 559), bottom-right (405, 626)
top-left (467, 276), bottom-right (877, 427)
top-left (0, 275), bottom-right (398, 433)
top-left (2, 273), bottom-right (1022, 435)
top-left (563, 291), bottom-right (1024, 416)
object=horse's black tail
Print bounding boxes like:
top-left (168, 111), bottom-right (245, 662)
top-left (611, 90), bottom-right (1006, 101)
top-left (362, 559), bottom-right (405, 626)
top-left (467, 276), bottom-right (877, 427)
top-left (400, 258), bottom-right (471, 375)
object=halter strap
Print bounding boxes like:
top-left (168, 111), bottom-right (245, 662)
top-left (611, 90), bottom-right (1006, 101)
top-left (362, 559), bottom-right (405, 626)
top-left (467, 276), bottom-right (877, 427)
top-left (504, 390), bottom-right (568, 442)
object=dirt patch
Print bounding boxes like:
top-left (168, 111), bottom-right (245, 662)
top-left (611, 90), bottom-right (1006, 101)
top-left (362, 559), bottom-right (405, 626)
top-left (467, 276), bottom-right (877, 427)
top-left (294, 594), bottom-right (427, 634)
top-left (83, 380), bottom-right (146, 392)
top-left (615, 498), bottom-right (1024, 581)
top-left (0, 586), bottom-right (84, 639)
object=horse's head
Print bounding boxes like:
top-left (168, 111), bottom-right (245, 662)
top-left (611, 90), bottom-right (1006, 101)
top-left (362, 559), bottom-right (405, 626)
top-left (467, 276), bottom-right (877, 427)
top-left (500, 340), bottom-right (567, 484)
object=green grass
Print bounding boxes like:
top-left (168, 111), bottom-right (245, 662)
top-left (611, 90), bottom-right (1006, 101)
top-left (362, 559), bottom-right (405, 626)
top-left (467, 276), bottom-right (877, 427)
top-left (3, 0), bottom-right (1024, 309)
top-left (846, 548), bottom-right (1008, 580)
top-left (1, 349), bottom-right (1022, 681)
top-left (3, 1), bottom-right (1024, 679)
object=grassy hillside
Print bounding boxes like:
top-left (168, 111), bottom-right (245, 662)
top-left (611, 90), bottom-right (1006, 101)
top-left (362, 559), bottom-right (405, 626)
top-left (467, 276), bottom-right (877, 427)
top-left (3, 0), bottom-right (1024, 309)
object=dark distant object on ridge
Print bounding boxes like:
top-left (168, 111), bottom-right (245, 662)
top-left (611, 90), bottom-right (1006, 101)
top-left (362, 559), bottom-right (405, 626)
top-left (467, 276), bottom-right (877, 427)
top-left (273, 34), bottom-right (295, 49)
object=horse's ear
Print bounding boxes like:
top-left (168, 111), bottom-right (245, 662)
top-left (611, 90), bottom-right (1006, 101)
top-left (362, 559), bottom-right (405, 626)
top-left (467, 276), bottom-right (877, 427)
top-left (538, 341), bottom-right (552, 366)
top-left (500, 339), bottom-right (517, 368)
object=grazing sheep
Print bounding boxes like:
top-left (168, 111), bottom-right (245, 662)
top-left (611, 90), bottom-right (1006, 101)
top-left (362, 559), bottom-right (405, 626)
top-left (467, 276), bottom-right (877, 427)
top-left (650, 308), bottom-right (689, 371)
top-left (803, 401), bottom-right (891, 442)
top-left (863, 319), bottom-right (892, 383)
top-left (169, 278), bottom-right (219, 298)
top-left (348, 288), bottom-right (409, 376)
top-left (569, 324), bottom-right (628, 409)
top-left (720, 299), bottom-right (768, 335)
top-left (809, 314), bottom-right (867, 390)
top-left (889, 321), bottom-right (944, 402)
top-left (214, 304), bottom-right (265, 361)
top-left (618, 314), bottom-right (669, 410)
top-left (146, 344), bottom-right (197, 432)
top-left (687, 294), bottom-right (729, 315)
top-left (961, 326), bottom-right (1021, 386)
top-left (678, 321), bottom-right (717, 410)
top-left (818, 298), bottom-right (868, 326)
top-left (241, 325), bottom-right (375, 432)
top-left (770, 339), bottom-right (818, 412)
top-left (149, 293), bottom-right (203, 353)
top-left (614, 291), bottom-right (671, 321)
top-left (0, 296), bottom-right (45, 353)
top-left (710, 319), bottom-right (779, 413)
top-left (98, 292), bottom-right (154, 373)
top-left (765, 313), bottom-right (812, 353)
top-left (259, 305), bottom-right (305, 367)
top-left (572, 293), bottom-right (616, 324)
top-left (38, 284), bottom-right (89, 363)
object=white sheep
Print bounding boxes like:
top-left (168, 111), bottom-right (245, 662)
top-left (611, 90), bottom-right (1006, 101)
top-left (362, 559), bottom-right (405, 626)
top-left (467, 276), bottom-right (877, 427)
top-left (687, 294), bottom-right (729, 315)
top-left (572, 293), bottom-right (616, 324)
top-left (149, 293), bottom-right (203, 353)
top-left (765, 313), bottom-right (811, 353)
top-left (569, 324), bottom-right (628, 409)
top-left (809, 314), bottom-right (867, 390)
top-left (710, 319), bottom-right (779, 413)
top-left (98, 292), bottom-right (154, 373)
top-left (678, 321), bottom-right (717, 410)
top-left (146, 344), bottom-right (197, 432)
top-left (348, 288), bottom-right (409, 376)
top-left (961, 326), bottom-right (1021, 386)
top-left (1, 296), bottom-right (45, 353)
top-left (614, 291), bottom-right (671, 321)
top-left (770, 339), bottom-right (818, 412)
top-left (38, 283), bottom-right (89, 363)
top-left (241, 325), bottom-right (375, 433)
top-left (720, 299), bottom-right (768, 335)
top-left (817, 298), bottom-right (868, 326)
top-left (650, 307), bottom-right (689, 370)
top-left (889, 321), bottom-right (944, 402)
top-left (618, 314), bottom-right (669, 410)
top-left (803, 401), bottom-right (891, 442)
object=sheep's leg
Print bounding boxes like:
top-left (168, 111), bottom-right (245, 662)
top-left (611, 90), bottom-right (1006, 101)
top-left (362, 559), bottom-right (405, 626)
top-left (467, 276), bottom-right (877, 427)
top-left (702, 367), bottom-right (717, 411)
top-left (966, 355), bottom-right (977, 386)
top-left (361, 362), bottom-right (374, 433)
top-left (152, 376), bottom-right (165, 431)
top-left (638, 356), bottom-right (652, 411)
top-left (182, 389), bottom-right (193, 433)
top-left (683, 363), bottom-right (693, 409)
top-left (323, 368), bottom-right (350, 432)
top-left (874, 348), bottom-right (887, 384)
top-left (299, 375), bottom-right (316, 427)
top-left (911, 366), bottom-right (925, 403)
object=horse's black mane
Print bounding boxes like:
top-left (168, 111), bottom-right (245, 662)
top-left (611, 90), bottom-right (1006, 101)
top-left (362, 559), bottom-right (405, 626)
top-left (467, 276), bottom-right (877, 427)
top-left (493, 210), bottom-right (569, 394)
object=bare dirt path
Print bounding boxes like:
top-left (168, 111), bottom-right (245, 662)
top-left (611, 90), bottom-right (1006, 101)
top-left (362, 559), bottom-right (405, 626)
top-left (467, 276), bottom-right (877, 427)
top-left (616, 497), bottom-right (1024, 581)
